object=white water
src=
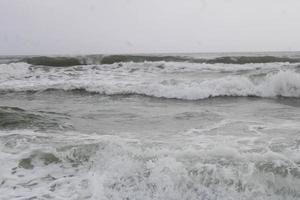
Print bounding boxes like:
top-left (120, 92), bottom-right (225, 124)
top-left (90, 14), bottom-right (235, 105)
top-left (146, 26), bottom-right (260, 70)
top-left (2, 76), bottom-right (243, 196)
top-left (1, 60), bottom-right (300, 200)
top-left (1, 124), bottom-right (300, 200)
top-left (0, 62), bottom-right (300, 99)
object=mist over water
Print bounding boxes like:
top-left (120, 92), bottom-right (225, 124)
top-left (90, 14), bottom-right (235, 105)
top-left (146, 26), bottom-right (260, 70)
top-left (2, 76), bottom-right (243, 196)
top-left (0, 52), bottom-right (300, 200)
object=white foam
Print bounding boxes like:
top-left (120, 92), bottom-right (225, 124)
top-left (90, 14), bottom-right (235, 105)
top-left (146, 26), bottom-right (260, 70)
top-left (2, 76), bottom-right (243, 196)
top-left (1, 129), bottom-right (300, 200)
top-left (0, 62), bottom-right (300, 99)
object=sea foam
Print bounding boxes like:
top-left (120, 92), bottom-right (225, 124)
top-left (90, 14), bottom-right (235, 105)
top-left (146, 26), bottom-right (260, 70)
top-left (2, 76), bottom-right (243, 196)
top-left (1, 129), bottom-right (300, 200)
top-left (0, 62), bottom-right (300, 99)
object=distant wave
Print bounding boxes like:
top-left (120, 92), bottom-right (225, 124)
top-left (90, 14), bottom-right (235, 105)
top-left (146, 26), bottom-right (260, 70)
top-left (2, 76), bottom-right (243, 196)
top-left (0, 62), bottom-right (299, 100)
top-left (9, 55), bottom-right (300, 66)
top-left (101, 55), bottom-right (300, 65)
top-left (23, 56), bottom-right (83, 66)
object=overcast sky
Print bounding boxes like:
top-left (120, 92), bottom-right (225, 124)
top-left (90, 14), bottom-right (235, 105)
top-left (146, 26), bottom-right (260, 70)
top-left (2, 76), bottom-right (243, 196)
top-left (0, 0), bottom-right (299, 55)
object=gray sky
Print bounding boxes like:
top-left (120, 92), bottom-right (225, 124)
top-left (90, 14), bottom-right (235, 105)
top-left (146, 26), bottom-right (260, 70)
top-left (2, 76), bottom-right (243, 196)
top-left (0, 0), bottom-right (299, 55)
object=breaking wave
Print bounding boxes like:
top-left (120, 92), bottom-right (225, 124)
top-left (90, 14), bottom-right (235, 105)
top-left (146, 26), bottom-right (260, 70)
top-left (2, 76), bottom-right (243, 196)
top-left (0, 62), bottom-right (300, 100)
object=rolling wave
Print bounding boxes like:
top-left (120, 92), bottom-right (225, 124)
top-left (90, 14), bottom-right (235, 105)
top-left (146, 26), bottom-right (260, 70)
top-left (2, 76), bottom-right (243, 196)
top-left (23, 56), bottom-right (82, 67)
top-left (2, 54), bottom-right (300, 66)
top-left (100, 55), bottom-right (300, 65)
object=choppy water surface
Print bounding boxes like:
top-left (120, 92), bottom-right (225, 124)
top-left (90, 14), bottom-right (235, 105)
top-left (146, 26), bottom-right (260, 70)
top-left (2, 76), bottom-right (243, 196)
top-left (0, 52), bottom-right (300, 200)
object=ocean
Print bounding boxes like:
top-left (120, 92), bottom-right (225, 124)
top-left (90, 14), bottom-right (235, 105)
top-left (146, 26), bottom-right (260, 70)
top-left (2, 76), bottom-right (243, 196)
top-left (0, 52), bottom-right (300, 200)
